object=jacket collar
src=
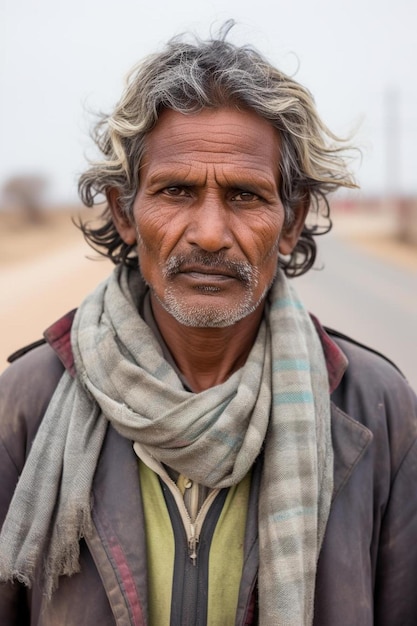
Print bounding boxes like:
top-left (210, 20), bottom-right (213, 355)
top-left (44, 309), bottom-right (77, 376)
top-left (310, 314), bottom-right (348, 393)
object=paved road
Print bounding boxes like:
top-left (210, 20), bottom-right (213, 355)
top-left (295, 233), bottom-right (417, 392)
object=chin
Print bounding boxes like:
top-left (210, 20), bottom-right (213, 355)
top-left (158, 288), bottom-right (268, 328)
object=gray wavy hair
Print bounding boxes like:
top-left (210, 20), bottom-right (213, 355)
top-left (78, 23), bottom-right (357, 276)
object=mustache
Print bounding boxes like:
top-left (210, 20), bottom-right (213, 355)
top-left (163, 252), bottom-right (258, 286)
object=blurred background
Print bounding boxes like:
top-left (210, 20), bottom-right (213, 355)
top-left (1, 0), bottom-right (416, 389)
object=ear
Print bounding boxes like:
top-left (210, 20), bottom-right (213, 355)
top-left (107, 188), bottom-right (137, 246)
top-left (278, 199), bottom-right (309, 256)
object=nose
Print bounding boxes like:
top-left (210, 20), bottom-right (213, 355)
top-left (185, 195), bottom-right (234, 252)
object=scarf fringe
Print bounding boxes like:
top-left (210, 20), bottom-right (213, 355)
top-left (44, 505), bottom-right (93, 599)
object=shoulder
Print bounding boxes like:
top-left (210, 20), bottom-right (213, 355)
top-left (326, 327), bottom-right (405, 379)
top-left (327, 326), bottom-right (416, 412)
top-left (328, 328), bottom-right (414, 405)
top-left (0, 342), bottom-right (65, 469)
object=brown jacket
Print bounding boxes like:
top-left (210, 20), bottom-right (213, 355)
top-left (1, 315), bottom-right (417, 625)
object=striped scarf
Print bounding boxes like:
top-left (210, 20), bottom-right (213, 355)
top-left (0, 265), bottom-right (333, 625)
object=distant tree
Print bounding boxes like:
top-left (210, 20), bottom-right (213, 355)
top-left (397, 197), bottom-right (417, 246)
top-left (2, 175), bottom-right (48, 224)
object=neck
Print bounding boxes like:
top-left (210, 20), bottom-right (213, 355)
top-left (150, 295), bottom-right (265, 392)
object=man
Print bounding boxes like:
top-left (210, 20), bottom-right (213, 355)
top-left (1, 29), bottom-right (417, 626)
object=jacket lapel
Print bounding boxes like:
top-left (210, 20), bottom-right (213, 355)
top-left (330, 402), bottom-right (373, 502)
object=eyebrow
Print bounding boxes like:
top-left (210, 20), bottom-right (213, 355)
top-left (145, 165), bottom-right (279, 195)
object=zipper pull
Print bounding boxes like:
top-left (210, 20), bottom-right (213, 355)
top-left (188, 525), bottom-right (198, 566)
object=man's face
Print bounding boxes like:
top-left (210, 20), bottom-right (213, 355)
top-left (113, 107), bottom-right (305, 327)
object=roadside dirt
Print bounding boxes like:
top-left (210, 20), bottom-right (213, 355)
top-left (342, 233), bottom-right (417, 273)
top-left (0, 208), bottom-right (113, 370)
top-left (0, 207), bottom-right (102, 267)
top-left (332, 212), bottom-right (417, 274)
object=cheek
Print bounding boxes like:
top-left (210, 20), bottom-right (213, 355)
top-left (132, 209), bottom-right (162, 280)
top-left (136, 241), bottom-right (166, 293)
top-left (134, 204), bottom-right (186, 257)
top-left (243, 219), bottom-right (282, 266)
top-left (135, 217), bottom-right (166, 257)
top-left (261, 246), bottom-right (280, 283)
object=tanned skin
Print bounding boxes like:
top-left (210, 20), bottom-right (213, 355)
top-left (109, 107), bottom-right (307, 391)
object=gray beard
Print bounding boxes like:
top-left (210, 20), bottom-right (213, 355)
top-left (155, 283), bottom-right (270, 328)
top-left (142, 249), bottom-right (276, 328)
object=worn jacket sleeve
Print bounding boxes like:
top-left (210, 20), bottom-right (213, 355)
top-left (0, 344), bottom-right (64, 625)
top-left (329, 336), bottom-right (417, 625)
top-left (373, 378), bottom-right (417, 624)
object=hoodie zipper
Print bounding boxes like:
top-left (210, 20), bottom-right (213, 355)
top-left (164, 476), bottom-right (220, 565)
top-left (161, 478), bottom-right (228, 625)
top-left (133, 442), bottom-right (220, 565)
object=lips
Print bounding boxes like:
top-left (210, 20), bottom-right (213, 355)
top-left (179, 265), bottom-right (237, 279)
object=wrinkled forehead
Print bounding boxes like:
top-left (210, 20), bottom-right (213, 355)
top-left (141, 106), bottom-right (281, 170)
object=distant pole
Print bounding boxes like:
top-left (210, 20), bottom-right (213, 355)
top-left (384, 87), bottom-right (400, 198)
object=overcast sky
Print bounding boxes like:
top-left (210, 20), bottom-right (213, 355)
top-left (1, 0), bottom-right (416, 204)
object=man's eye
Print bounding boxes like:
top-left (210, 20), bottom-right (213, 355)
top-left (232, 191), bottom-right (259, 202)
top-left (163, 186), bottom-right (187, 197)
